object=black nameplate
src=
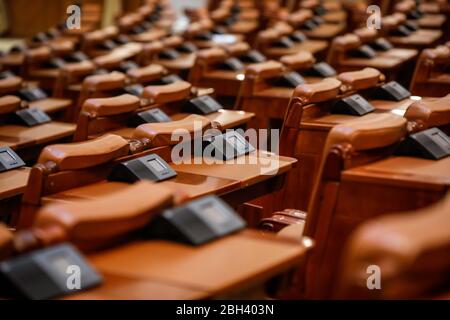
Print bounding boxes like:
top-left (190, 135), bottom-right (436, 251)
top-left (18, 87), bottom-right (48, 102)
top-left (205, 131), bottom-right (255, 160)
top-left (408, 10), bottom-right (423, 20)
top-left (303, 19), bottom-right (319, 30)
top-left (9, 44), bottom-right (26, 53)
top-left (314, 6), bottom-right (327, 16)
top-left (129, 108), bottom-right (172, 126)
top-left (98, 40), bottom-right (117, 50)
top-left (140, 21), bottom-right (153, 30)
top-left (303, 62), bottom-right (336, 77)
top-left (395, 127), bottom-right (450, 160)
top-left (184, 95), bottom-right (222, 115)
top-left (274, 71), bottom-right (306, 88)
top-left (332, 94), bottom-right (375, 116)
top-left (391, 25), bottom-right (412, 37)
top-left (369, 38), bottom-right (393, 51)
top-left (273, 36), bottom-right (295, 48)
top-left (159, 49), bottom-right (180, 60)
top-left (145, 196), bottom-right (246, 246)
top-left (115, 35), bottom-right (131, 45)
top-left (370, 81), bottom-right (411, 101)
top-left (0, 243), bottom-right (102, 300)
top-left (65, 51), bottom-right (89, 63)
top-left (404, 21), bottom-right (419, 32)
top-left (177, 42), bottom-right (197, 53)
top-left (124, 84), bottom-right (144, 97)
top-left (290, 31), bottom-right (307, 43)
top-left (14, 108), bottom-right (51, 126)
top-left (0, 70), bottom-right (15, 79)
top-left (131, 25), bottom-right (145, 35)
top-left (349, 45), bottom-right (377, 59)
top-left (239, 50), bottom-right (267, 63)
top-left (44, 57), bottom-right (66, 69)
top-left (160, 74), bottom-right (183, 84)
top-left (33, 32), bottom-right (49, 43)
top-left (108, 153), bottom-right (177, 183)
top-left (219, 57), bottom-right (245, 71)
top-left (195, 32), bottom-right (213, 41)
top-left (312, 16), bottom-right (324, 25)
top-left (119, 61), bottom-right (139, 72)
top-left (0, 147), bottom-right (25, 173)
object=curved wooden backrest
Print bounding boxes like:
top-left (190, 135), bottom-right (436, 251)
top-left (280, 51), bottom-right (316, 70)
top-left (38, 134), bottom-right (130, 171)
top-left (53, 61), bottom-right (96, 98)
top-left (272, 21), bottom-right (294, 36)
top-left (126, 64), bottom-right (166, 84)
top-left (0, 76), bottom-right (22, 95)
top-left (34, 181), bottom-right (174, 250)
top-left (161, 35), bottom-right (184, 48)
top-left (288, 9), bottom-right (313, 27)
top-left (142, 80), bottom-right (192, 104)
top-left (196, 47), bottom-right (228, 65)
top-left (245, 60), bottom-right (284, 79)
top-left (25, 46), bottom-right (52, 64)
top-left (222, 42), bottom-right (250, 56)
top-left (0, 95), bottom-right (21, 115)
top-left (133, 114), bottom-right (213, 148)
top-left (337, 193), bottom-right (450, 299)
top-left (81, 71), bottom-right (126, 92)
top-left (405, 94), bottom-right (450, 131)
top-left (292, 78), bottom-right (342, 105)
top-left (82, 94), bottom-right (140, 117)
top-left (331, 34), bottom-right (361, 52)
top-left (338, 68), bottom-right (384, 92)
top-left (256, 29), bottom-right (280, 45)
top-left (354, 27), bottom-right (378, 43)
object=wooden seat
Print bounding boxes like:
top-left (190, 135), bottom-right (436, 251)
top-left (337, 193), bottom-right (450, 299)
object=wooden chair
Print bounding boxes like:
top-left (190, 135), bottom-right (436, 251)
top-left (379, 13), bottom-right (442, 50)
top-left (394, 0), bottom-right (447, 29)
top-left (410, 45), bottom-right (450, 97)
top-left (336, 192), bottom-right (450, 299)
top-left (0, 95), bottom-right (75, 162)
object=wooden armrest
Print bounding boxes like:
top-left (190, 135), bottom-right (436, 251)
top-left (280, 51), bottom-right (316, 70)
top-left (293, 78), bottom-right (342, 104)
top-left (405, 94), bottom-right (450, 128)
top-left (82, 94), bottom-right (140, 117)
top-left (257, 29), bottom-right (280, 43)
top-left (246, 60), bottom-right (284, 79)
top-left (162, 35), bottom-right (184, 48)
top-left (0, 76), bottom-right (22, 95)
top-left (25, 46), bottom-right (52, 63)
top-left (328, 113), bottom-right (407, 151)
top-left (273, 22), bottom-right (294, 36)
top-left (34, 181), bottom-right (174, 245)
top-left (354, 28), bottom-right (378, 43)
top-left (48, 39), bottom-right (74, 56)
top-left (38, 134), bottom-right (130, 170)
top-left (289, 10), bottom-right (313, 26)
top-left (0, 95), bottom-right (21, 115)
top-left (127, 64), bottom-right (166, 83)
top-left (423, 46), bottom-right (450, 62)
top-left (196, 48), bottom-right (228, 64)
top-left (338, 68), bottom-right (384, 91)
top-left (222, 42), bottom-right (250, 56)
top-left (61, 60), bottom-right (95, 77)
top-left (143, 41), bottom-right (164, 54)
top-left (333, 34), bottom-right (361, 51)
top-left (142, 81), bottom-right (192, 104)
top-left (133, 114), bottom-right (213, 147)
top-left (82, 71), bottom-right (126, 91)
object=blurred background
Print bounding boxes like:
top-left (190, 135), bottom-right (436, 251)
top-left (0, 0), bottom-right (207, 49)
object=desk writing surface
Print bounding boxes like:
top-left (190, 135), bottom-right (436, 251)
top-left (303, 23), bottom-right (345, 39)
top-left (172, 151), bottom-right (297, 186)
top-left (342, 56), bottom-right (402, 69)
top-left (378, 48), bottom-right (417, 61)
top-left (42, 174), bottom-right (240, 205)
top-left (0, 122), bottom-right (75, 145)
top-left (0, 167), bottom-right (30, 200)
top-left (342, 156), bottom-right (450, 189)
top-left (88, 230), bottom-right (308, 296)
top-left (155, 53), bottom-right (196, 70)
top-left (29, 98), bottom-right (72, 114)
top-left (0, 134), bottom-right (35, 150)
top-left (266, 40), bottom-right (328, 57)
top-left (389, 29), bottom-right (442, 46)
top-left (66, 272), bottom-right (206, 300)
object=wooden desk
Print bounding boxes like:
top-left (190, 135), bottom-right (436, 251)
top-left (66, 273), bottom-right (206, 300)
top-left (154, 53), bottom-right (196, 73)
top-left (172, 110), bottom-right (255, 129)
top-left (0, 122), bottom-right (75, 145)
top-left (0, 167), bottom-right (30, 201)
top-left (264, 40), bottom-right (328, 58)
top-left (29, 98), bottom-right (72, 114)
top-left (388, 29), bottom-right (442, 49)
top-left (302, 23), bottom-right (346, 40)
top-left (87, 229), bottom-right (309, 298)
